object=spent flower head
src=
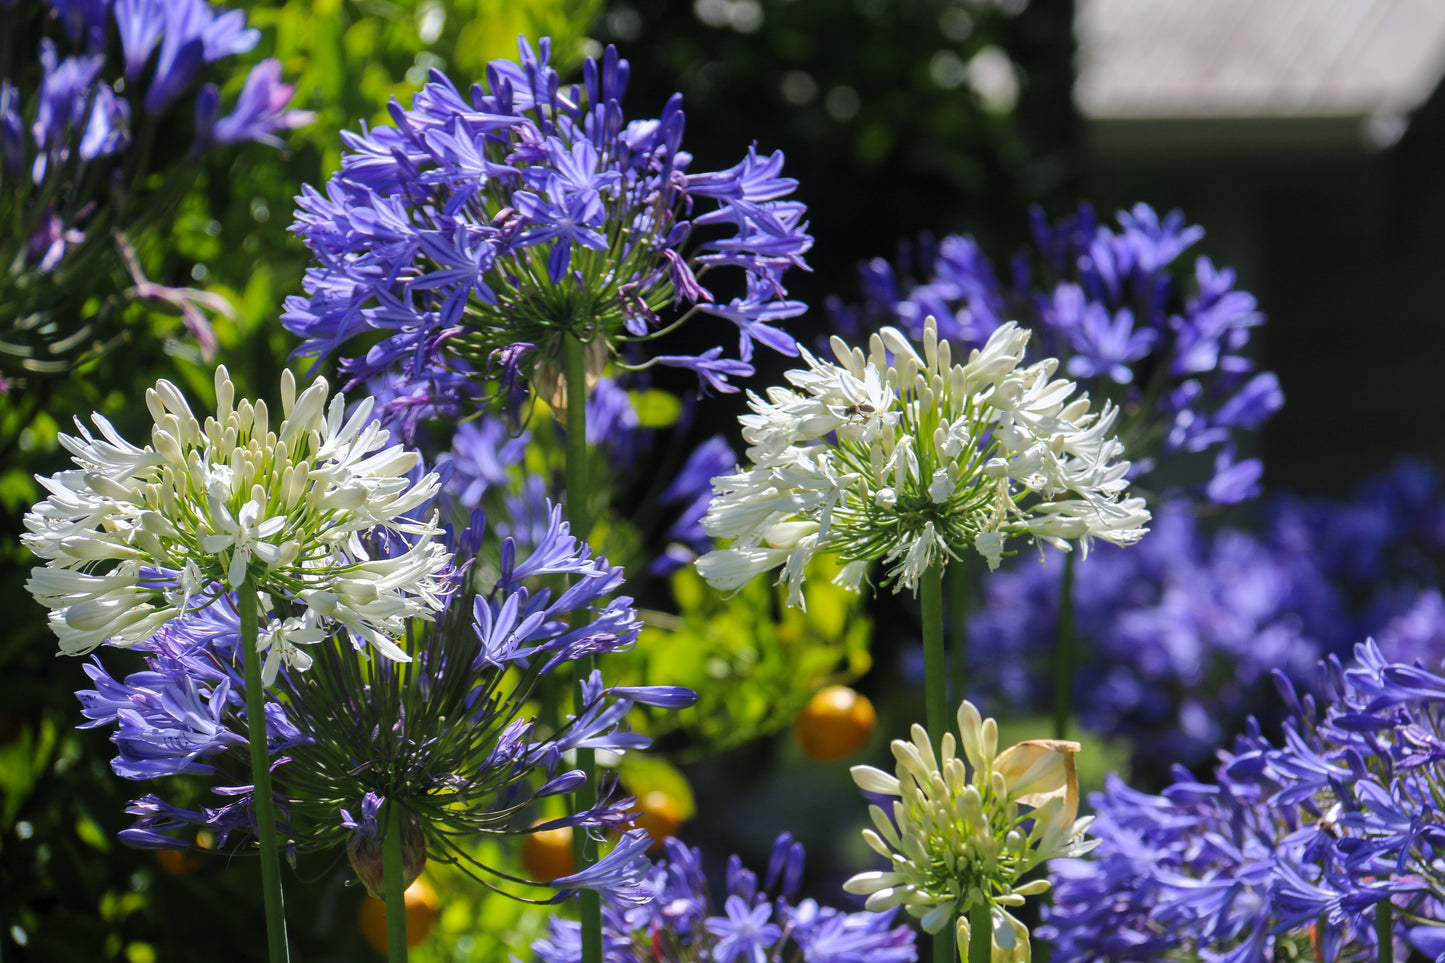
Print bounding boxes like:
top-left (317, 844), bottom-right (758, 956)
top-left (696, 316), bottom-right (1149, 603)
top-left (286, 36), bottom-right (811, 428)
top-left (23, 365), bottom-right (449, 661)
top-left (845, 701), bottom-right (1095, 963)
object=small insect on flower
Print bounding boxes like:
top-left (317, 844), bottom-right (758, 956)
top-left (23, 365), bottom-right (451, 663)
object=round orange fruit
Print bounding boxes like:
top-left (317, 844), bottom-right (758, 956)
top-left (521, 824), bottom-right (575, 882)
top-left (630, 790), bottom-right (684, 853)
top-left (794, 685), bottom-right (877, 762)
top-left (358, 877), bottom-right (439, 953)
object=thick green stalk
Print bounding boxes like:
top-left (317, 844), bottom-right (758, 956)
top-left (239, 579), bottom-right (290, 963)
top-left (920, 565), bottom-right (951, 963)
top-left (383, 802), bottom-right (409, 963)
top-left (921, 564), bottom-right (949, 747)
top-left (969, 902), bottom-right (992, 963)
top-left (1376, 901), bottom-right (1393, 963)
top-left (1052, 551), bottom-right (1077, 741)
top-left (561, 332), bottom-right (602, 963)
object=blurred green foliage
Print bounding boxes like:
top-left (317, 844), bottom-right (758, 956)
top-left (624, 558), bottom-right (873, 760)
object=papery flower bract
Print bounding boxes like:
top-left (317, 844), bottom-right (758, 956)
top-left (844, 701), bottom-right (1095, 963)
top-left (76, 504), bottom-right (692, 906)
top-left (697, 316), bottom-right (1149, 601)
top-left (23, 365), bottom-right (450, 662)
top-left (285, 36), bottom-right (811, 421)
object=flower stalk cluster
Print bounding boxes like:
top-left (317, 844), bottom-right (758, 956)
top-left (697, 315), bottom-right (1149, 603)
top-left (76, 502), bottom-right (692, 902)
top-left (846, 701), bottom-right (1096, 962)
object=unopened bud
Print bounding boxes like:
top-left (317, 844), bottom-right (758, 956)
top-left (347, 812), bottom-right (428, 900)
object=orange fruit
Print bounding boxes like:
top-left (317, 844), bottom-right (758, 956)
top-left (358, 877), bottom-right (439, 953)
top-left (521, 824), bottom-right (575, 882)
top-left (630, 790), bottom-right (684, 853)
top-left (794, 685), bottom-right (877, 762)
top-left (155, 830), bottom-right (214, 876)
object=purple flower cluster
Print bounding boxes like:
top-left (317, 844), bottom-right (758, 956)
top-left (969, 501), bottom-right (1343, 774)
top-left (285, 36), bottom-right (811, 414)
top-left (964, 460), bottom-right (1445, 777)
top-left (76, 502), bottom-right (693, 901)
top-left (831, 203), bottom-right (1283, 504)
top-left (532, 833), bottom-right (918, 963)
top-left (1043, 639), bottom-right (1445, 961)
top-left (2, 0), bottom-right (309, 274)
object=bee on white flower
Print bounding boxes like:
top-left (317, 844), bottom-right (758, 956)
top-left (696, 316), bottom-right (1150, 603)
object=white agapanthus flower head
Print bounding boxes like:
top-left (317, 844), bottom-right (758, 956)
top-left (23, 365), bottom-right (450, 662)
top-left (845, 701), bottom-right (1097, 963)
top-left (695, 316), bottom-right (1150, 604)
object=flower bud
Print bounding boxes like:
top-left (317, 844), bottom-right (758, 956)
top-left (347, 811), bottom-right (428, 900)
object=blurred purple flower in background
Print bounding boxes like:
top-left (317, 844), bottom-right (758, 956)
top-left (831, 203), bottom-right (1283, 504)
top-left (966, 460), bottom-right (1445, 778)
top-left (3, 0), bottom-right (309, 374)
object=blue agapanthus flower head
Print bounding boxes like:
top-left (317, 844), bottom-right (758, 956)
top-left (285, 36), bottom-right (812, 423)
top-left (832, 203), bottom-right (1283, 505)
top-left (76, 500), bottom-right (694, 904)
top-left (1044, 638), bottom-right (1445, 962)
top-left (3, 0), bottom-right (310, 373)
top-left (533, 833), bottom-right (918, 963)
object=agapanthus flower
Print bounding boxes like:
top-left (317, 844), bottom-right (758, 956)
top-left (23, 365), bottom-right (450, 662)
top-left (1044, 638), bottom-right (1445, 962)
top-left (78, 503), bottom-right (693, 903)
top-left (967, 501), bottom-right (1343, 776)
top-left (285, 36), bottom-right (811, 419)
top-left (832, 203), bottom-right (1283, 504)
top-left (696, 316), bottom-right (1149, 603)
top-left (533, 832), bottom-right (918, 963)
top-left (3, 0), bottom-right (308, 376)
top-left (845, 701), bottom-right (1095, 962)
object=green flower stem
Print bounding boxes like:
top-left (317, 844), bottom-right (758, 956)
top-left (969, 902), bottom-right (991, 963)
top-left (383, 801), bottom-right (409, 963)
top-left (562, 332), bottom-right (602, 963)
top-left (919, 564), bottom-right (951, 963)
top-left (947, 562), bottom-right (971, 709)
top-left (1052, 551), bottom-right (1077, 741)
top-left (239, 578), bottom-right (290, 963)
top-left (921, 564), bottom-right (948, 746)
top-left (1377, 901), bottom-right (1393, 963)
